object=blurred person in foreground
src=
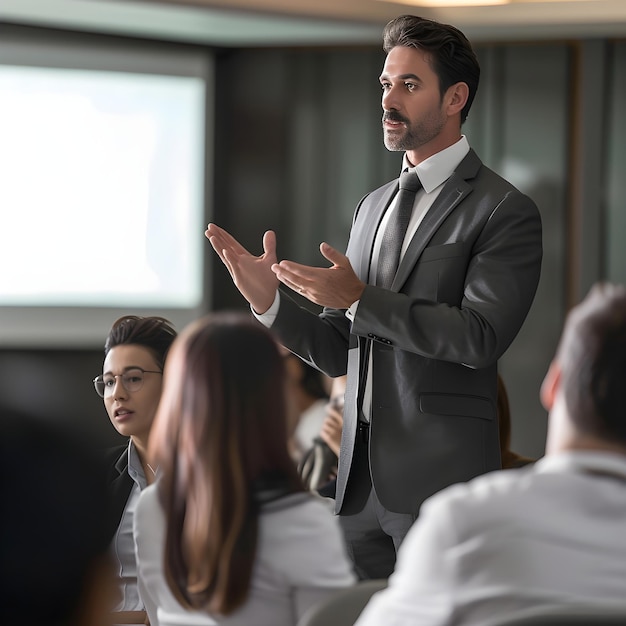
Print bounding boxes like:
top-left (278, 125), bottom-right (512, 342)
top-left (134, 312), bottom-right (355, 626)
top-left (0, 409), bottom-right (115, 626)
top-left (356, 283), bottom-right (626, 626)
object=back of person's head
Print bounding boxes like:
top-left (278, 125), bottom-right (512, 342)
top-left (103, 315), bottom-right (177, 370)
top-left (149, 312), bottom-right (304, 616)
top-left (382, 14), bottom-right (480, 123)
top-left (556, 282), bottom-right (626, 444)
top-left (0, 409), bottom-right (113, 626)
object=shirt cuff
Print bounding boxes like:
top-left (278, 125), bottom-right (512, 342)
top-left (251, 290), bottom-right (280, 327)
top-left (346, 300), bottom-right (360, 322)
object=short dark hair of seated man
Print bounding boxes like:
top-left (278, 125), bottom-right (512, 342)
top-left (0, 408), bottom-right (115, 626)
top-left (354, 282), bottom-right (626, 626)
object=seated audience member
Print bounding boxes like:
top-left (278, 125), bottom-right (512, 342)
top-left (95, 315), bottom-right (177, 624)
top-left (134, 312), bottom-right (356, 626)
top-left (0, 408), bottom-right (115, 626)
top-left (282, 348), bottom-right (330, 462)
top-left (497, 373), bottom-right (536, 469)
top-left (356, 283), bottom-right (626, 626)
top-left (299, 375), bottom-right (347, 496)
top-left (320, 374), bottom-right (347, 458)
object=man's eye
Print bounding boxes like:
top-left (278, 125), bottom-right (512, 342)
top-left (405, 82), bottom-right (416, 92)
top-left (381, 82), bottom-right (390, 91)
top-left (103, 378), bottom-right (115, 388)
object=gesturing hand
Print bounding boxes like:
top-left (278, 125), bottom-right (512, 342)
top-left (205, 224), bottom-right (279, 314)
top-left (271, 242), bottom-right (366, 309)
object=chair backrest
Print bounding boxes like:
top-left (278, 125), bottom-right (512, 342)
top-left (490, 607), bottom-right (626, 626)
top-left (296, 579), bottom-right (388, 626)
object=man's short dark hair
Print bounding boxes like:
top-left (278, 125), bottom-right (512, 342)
top-left (557, 283), bottom-right (626, 443)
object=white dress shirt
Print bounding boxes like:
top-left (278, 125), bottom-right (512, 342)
top-left (355, 451), bottom-right (626, 626)
top-left (111, 440), bottom-right (149, 612)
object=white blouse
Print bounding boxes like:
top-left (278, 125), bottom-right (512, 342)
top-left (134, 485), bottom-right (356, 626)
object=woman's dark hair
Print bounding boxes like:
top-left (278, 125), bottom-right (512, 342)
top-left (382, 14), bottom-right (480, 123)
top-left (149, 312), bottom-right (305, 616)
top-left (104, 315), bottom-right (177, 370)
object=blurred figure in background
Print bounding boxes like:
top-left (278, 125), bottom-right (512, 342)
top-left (497, 373), bottom-right (536, 469)
top-left (282, 348), bottom-right (330, 462)
top-left (0, 408), bottom-right (115, 626)
top-left (134, 312), bottom-right (355, 626)
top-left (95, 315), bottom-right (177, 624)
top-left (299, 375), bottom-right (347, 497)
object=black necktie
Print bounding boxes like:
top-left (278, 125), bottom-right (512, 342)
top-left (375, 170), bottom-right (421, 289)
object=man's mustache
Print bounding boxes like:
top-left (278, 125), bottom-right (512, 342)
top-left (383, 112), bottom-right (409, 125)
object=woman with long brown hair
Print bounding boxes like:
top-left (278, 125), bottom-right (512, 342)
top-left (134, 312), bottom-right (355, 626)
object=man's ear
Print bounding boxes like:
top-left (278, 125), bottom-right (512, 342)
top-left (540, 360), bottom-right (561, 411)
top-left (445, 82), bottom-right (469, 117)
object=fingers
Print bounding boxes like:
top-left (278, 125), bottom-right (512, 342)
top-left (262, 230), bottom-right (277, 257)
top-left (319, 242), bottom-right (348, 267)
top-left (206, 223), bottom-right (250, 256)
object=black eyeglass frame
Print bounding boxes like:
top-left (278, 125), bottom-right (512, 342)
top-left (93, 367), bottom-right (162, 398)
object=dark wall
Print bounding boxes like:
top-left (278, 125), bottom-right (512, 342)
top-left (0, 348), bottom-right (124, 448)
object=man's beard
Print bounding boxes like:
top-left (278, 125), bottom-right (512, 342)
top-left (382, 110), bottom-right (446, 152)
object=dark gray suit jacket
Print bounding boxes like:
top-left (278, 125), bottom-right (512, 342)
top-left (272, 149), bottom-right (542, 515)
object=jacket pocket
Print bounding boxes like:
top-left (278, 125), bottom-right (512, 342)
top-left (420, 392), bottom-right (493, 421)
top-left (419, 241), bottom-right (465, 262)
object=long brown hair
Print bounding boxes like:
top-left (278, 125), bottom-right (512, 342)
top-left (149, 312), bottom-right (305, 615)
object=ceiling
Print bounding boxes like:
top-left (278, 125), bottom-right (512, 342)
top-left (1, 0), bottom-right (626, 47)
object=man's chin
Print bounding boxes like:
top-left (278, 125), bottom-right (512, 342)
top-left (383, 128), bottom-right (409, 151)
top-left (384, 137), bottom-right (407, 152)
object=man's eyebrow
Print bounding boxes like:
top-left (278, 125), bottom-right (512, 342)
top-left (379, 73), bottom-right (422, 82)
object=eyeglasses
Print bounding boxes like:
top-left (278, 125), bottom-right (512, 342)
top-left (93, 367), bottom-right (162, 398)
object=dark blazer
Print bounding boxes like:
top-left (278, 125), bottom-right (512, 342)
top-left (103, 442), bottom-right (134, 542)
top-left (271, 149), bottom-right (543, 515)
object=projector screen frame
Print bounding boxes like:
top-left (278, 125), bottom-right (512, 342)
top-left (0, 27), bottom-right (214, 347)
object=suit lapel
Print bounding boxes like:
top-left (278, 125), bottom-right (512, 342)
top-left (392, 149), bottom-right (482, 291)
top-left (349, 180), bottom-right (397, 281)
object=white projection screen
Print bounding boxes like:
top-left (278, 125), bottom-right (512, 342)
top-left (0, 32), bottom-right (212, 346)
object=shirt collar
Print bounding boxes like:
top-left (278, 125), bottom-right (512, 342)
top-left (401, 135), bottom-right (470, 194)
top-left (535, 450), bottom-right (626, 481)
top-left (127, 439), bottom-right (148, 489)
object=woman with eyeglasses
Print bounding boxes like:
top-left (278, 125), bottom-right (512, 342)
top-left (94, 315), bottom-right (177, 625)
top-left (133, 312), bottom-right (355, 626)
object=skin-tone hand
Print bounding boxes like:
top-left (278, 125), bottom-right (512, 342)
top-left (320, 402), bottom-right (343, 457)
top-left (205, 223), bottom-right (279, 314)
top-left (271, 242), bottom-right (366, 309)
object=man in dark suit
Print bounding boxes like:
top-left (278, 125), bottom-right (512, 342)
top-left (206, 14), bottom-right (542, 579)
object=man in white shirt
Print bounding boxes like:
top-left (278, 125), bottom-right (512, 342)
top-left (356, 282), bottom-right (626, 626)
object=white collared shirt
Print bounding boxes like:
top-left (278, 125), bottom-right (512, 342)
top-left (111, 440), bottom-right (149, 612)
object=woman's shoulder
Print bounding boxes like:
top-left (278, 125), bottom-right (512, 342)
top-left (259, 492), bottom-right (346, 550)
